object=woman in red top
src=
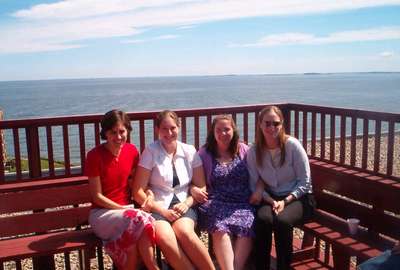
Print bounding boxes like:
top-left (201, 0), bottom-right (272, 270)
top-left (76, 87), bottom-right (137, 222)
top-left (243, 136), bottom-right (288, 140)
top-left (85, 110), bottom-right (158, 270)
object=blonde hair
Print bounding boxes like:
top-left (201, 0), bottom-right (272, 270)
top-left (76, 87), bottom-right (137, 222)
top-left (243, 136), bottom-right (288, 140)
top-left (255, 105), bottom-right (288, 167)
top-left (155, 110), bottom-right (181, 128)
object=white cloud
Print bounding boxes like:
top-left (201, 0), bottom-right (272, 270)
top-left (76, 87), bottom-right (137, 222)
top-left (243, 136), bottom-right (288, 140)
top-left (154, 35), bottom-right (179, 40)
top-left (121, 39), bottom-right (145, 44)
top-left (177, 25), bottom-right (196, 30)
top-left (231, 27), bottom-right (400, 47)
top-left (2, 0), bottom-right (400, 53)
top-left (0, 18), bottom-right (142, 53)
top-left (13, 0), bottom-right (194, 20)
top-left (122, 34), bottom-right (179, 44)
top-left (256, 33), bottom-right (316, 46)
top-left (13, 0), bottom-right (400, 21)
top-left (379, 51), bottom-right (395, 57)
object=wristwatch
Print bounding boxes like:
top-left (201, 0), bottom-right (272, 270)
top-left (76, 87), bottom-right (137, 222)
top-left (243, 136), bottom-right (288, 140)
top-left (283, 197), bottom-right (291, 206)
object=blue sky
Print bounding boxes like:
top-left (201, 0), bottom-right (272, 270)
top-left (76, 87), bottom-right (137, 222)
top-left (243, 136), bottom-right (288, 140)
top-left (1, 0), bottom-right (400, 81)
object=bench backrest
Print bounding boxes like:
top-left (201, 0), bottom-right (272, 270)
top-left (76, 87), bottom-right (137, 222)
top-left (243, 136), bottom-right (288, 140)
top-left (310, 159), bottom-right (400, 242)
top-left (0, 177), bottom-right (91, 238)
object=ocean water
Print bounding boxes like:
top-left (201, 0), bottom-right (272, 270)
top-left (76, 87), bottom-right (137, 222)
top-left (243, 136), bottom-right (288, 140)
top-left (1, 73), bottom-right (399, 164)
top-left (1, 72), bottom-right (400, 120)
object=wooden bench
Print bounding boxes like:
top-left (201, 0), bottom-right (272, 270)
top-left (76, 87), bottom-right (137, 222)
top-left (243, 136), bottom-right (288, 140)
top-left (0, 176), bottom-right (105, 270)
top-left (292, 159), bottom-right (400, 269)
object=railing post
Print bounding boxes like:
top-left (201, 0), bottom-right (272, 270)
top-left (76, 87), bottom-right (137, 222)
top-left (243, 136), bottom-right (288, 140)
top-left (0, 109), bottom-right (5, 183)
top-left (32, 257), bottom-right (56, 270)
top-left (0, 110), bottom-right (5, 162)
top-left (26, 126), bottom-right (42, 178)
top-left (281, 105), bottom-right (291, 136)
top-left (332, 246), bottom-right (351, 269)
top-left (27, 124), bottom-right (54, 269)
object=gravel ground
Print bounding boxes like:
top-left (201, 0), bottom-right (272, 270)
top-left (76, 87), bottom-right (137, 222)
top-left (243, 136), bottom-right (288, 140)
top-left (307, 133), bottom-right (400, 178)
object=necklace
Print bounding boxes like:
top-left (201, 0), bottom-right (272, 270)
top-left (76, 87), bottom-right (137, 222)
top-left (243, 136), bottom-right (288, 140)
top-left (218, 157), bottom-right (232, 166)
top-left (216, 150), bottom-right (233, 165)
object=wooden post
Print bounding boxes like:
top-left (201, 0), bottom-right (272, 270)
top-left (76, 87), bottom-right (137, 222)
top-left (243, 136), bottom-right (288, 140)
top-left (332, 246), bottom-right (351, 269)
top-left (0, 109), bottom-right (6, 183)
top-left (26, 123), bottom-right (49, 268)
top-left (281, 104), bottom-right (291, 136)
top-left (0, 110), bottom-right (6, 164)
top-left (26, 126), bottom-right (41, 178)
top-left (32, 256), bottom-right (55, 270)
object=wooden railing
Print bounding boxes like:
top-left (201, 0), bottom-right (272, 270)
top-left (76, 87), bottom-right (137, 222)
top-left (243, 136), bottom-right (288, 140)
top-left (285, 103), bottom-right (400, 179)
top-left (1, 103), bottom-right (399, 183)
top-left (0, 104), bottom-right (276, 182)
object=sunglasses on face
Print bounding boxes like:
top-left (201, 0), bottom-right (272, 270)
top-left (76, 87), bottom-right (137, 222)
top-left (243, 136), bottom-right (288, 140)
top-left (264, 121), bottom-right (282, 127)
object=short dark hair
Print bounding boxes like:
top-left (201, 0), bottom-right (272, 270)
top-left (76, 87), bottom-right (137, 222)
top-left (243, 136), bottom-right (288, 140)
top-left (100, 110), bottom-right (132, 140)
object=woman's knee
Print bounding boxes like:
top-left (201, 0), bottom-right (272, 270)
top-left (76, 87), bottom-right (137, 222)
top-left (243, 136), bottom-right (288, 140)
top-left (257, 205), bottom-right (274, 224)
top-left (274, 214), bottom-right (295, 229)
top-left (172, 219), bottom-right (197, 242)
top-left (174, 225), bottom-right (196, 242)
top-left (155, 221), bottom-right (177, 245)
top-left (275, 205), bottom-right (303, 228)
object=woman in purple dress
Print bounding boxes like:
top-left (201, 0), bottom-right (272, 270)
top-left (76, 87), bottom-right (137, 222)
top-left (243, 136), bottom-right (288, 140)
top-left (194, 115), bottom-right (255, 270)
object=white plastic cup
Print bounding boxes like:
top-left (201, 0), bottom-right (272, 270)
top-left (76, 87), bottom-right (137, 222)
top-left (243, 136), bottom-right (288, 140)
top-left (346, 218), bottom-right (360, 235)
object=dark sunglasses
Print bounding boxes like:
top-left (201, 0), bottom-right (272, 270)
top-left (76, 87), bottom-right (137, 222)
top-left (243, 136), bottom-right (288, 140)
top-left (264, 121), bottom-right (281, 127)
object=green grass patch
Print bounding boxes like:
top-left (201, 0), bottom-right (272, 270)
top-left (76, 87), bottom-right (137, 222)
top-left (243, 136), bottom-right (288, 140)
top-left (5, 158), bottom-right (65, 172)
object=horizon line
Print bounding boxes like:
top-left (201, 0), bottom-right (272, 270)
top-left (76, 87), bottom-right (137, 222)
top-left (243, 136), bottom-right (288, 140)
top-left (1, 70), bottom-right (400, 83)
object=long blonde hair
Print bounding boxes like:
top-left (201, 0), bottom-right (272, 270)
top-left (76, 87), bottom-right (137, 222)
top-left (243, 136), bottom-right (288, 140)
top-left (255, 105), bottom-right (288, 167)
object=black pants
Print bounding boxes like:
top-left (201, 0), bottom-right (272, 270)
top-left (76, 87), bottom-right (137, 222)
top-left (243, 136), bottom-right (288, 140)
top-left (254, 194), bottom-right (315, 270)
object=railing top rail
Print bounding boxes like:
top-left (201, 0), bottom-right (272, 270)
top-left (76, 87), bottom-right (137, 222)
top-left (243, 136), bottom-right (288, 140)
top-left (286, 103), bottom-right (400, 121)
top-left (0, 103), bottom-right (288, 129)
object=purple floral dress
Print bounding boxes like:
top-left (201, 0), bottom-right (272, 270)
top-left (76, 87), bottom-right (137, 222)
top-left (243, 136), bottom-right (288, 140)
top-left (199, 155), bottom-right (255, 237)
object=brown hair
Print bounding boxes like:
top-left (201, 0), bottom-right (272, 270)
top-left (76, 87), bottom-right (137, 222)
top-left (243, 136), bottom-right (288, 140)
top-left (100, 110), bottom-right (132, 140)
top-left (155, 110), bottom-right (181, 128)
top-left (255, 105), bottom-right (288, 167)
top-left (204, 114), bottom-right (239, 158)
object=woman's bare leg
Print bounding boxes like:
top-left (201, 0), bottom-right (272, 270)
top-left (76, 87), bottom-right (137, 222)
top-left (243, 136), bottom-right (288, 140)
top-left (123, 245), bottom-right (139, 270)
top-left (173, 217), bottom-right (215, 270)
top-left (212, 232), bottom-right (234, 270)
top-left (137, 230), bottom-right (160, 270)
top-left (155, 220), bottom-right (194, 270)
top-left (233, 236), bottom-right (253, 270)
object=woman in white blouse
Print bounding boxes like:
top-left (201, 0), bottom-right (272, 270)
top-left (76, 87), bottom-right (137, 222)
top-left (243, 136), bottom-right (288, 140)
top-left (133, 110), bottom-right (215, 270)
top-left (247, 105), bottom-right (315, 270)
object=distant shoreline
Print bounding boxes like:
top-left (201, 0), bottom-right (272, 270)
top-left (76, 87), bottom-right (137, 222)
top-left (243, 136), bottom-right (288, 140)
top-left (1, 71), bottom-right (399, 83)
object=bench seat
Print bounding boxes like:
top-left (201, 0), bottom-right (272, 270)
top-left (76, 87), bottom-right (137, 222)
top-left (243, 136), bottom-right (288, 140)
top-left (0, 229), bottom-right (101, 261)
top-left (0, 176), bottom-right (106, 270)
top-left (291, 258), bottom-right (332, 270)
top-left (291, 159), bottom-right (400, 269)
top-left (302, 209), bottom-right (395, 268)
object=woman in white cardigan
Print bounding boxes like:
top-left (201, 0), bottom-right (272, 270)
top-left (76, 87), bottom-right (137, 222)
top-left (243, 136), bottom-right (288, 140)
top-left (133, 110), bottom-right (214, 270)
